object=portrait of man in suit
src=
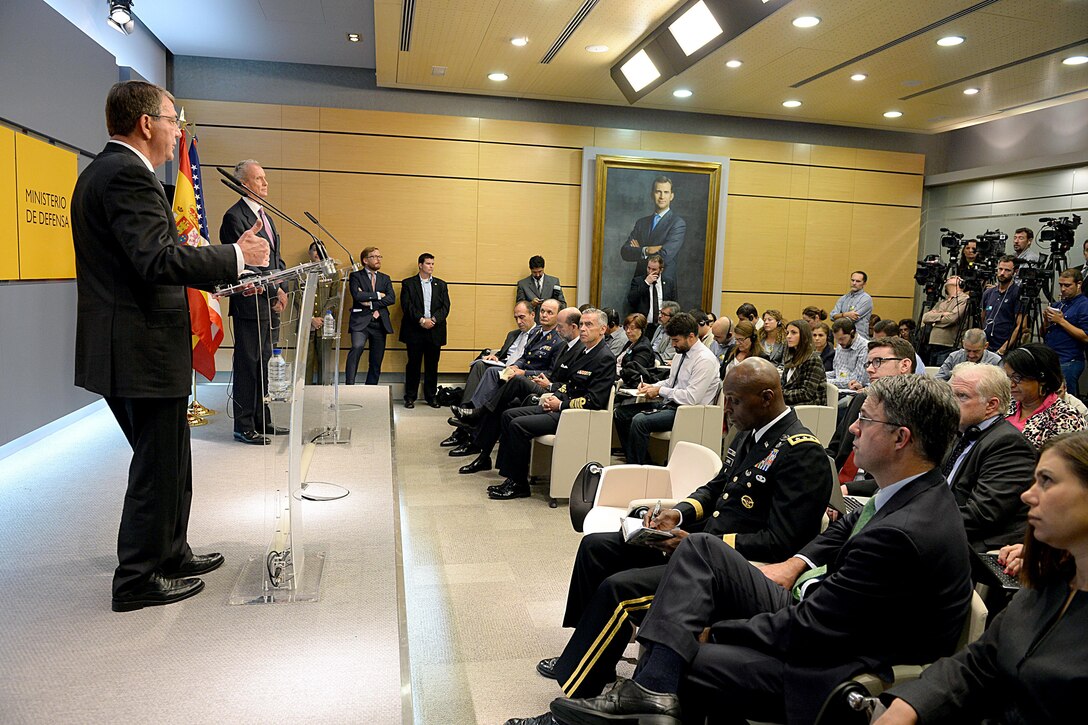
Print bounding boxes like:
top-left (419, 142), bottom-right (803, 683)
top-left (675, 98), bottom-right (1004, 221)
top-left (346, 246), bottom-right (395, 385)
top-left (619, 175), bottom-right (687, 296)
top-left (399, 252), bottom-right (451, 408)
top-left (220, 158), bottom-right (288, 445)
top-left (516, 254), bottom-right (566, 322)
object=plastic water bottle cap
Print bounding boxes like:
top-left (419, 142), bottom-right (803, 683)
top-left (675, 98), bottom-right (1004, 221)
top-left (273, 348), bottom-right (282, 354)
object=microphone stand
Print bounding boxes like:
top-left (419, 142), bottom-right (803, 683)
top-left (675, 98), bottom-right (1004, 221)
top-left (305, 211), bottom-right (360, 272)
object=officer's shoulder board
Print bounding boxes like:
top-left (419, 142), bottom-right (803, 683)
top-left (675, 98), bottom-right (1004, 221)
top-left (786, 433), bottom-right (820, 446)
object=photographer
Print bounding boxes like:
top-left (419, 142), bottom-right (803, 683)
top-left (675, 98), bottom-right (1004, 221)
top-left (922, 277), bottom-right (969, 366)
top-left (981, 255), bottom-right (1022, 355)
top-left (1043, 268), bottom-right (1088, 396)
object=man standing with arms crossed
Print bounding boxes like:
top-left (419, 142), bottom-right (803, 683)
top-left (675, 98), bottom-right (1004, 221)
top-left (830, 270), bottom-right (874, 338)
top-left (72, 81), bottom-right (269, 611)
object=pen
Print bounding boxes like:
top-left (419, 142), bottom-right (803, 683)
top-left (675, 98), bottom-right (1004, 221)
top-left (651, 500), bottom-right (661, 524)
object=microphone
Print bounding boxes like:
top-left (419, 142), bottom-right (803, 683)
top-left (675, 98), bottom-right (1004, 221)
top-left (304, 211), bottom-right (358, 270)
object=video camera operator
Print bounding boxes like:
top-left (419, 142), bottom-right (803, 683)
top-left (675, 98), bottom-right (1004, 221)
top-left (981, 255), bottom-right (1023, 355)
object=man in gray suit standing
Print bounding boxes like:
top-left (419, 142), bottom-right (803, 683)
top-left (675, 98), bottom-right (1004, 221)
top-left (516, 255), bottom-right (566, 322)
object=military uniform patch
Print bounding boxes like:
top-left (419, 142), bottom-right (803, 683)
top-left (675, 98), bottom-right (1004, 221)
top-left (787, 433), bottom-right (820, 446)
top-left (754, 448), bottom-right (779, 471)
top-left (741, 495), bottom-right (754, 509)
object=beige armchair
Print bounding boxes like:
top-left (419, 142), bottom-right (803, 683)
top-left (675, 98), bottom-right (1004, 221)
top-left (647, 387), bottom-right (726, 464)
top-left (529, 387), bottom-right (616, 508)
top-left (794, 404), bottom-right (838, 447)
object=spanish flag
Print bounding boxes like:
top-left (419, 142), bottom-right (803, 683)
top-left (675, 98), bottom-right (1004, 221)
top-left (172, 129), bottom-right (224, 381)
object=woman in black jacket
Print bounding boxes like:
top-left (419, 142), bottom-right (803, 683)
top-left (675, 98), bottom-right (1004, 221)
top-left (616, 313), bottom-right (655, 388)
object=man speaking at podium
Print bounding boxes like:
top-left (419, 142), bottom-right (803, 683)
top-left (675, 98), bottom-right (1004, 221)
top-left (72, 81), bottom-right (269, 612)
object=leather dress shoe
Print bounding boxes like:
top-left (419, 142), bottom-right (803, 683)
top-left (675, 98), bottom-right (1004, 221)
top-left (489, 480), bottom-right (531, 500)
top-left (162, 552), bottom-right (224, 578)
top-left (536, 656), bottom-right (559, 680)
top-left (427, 399), bottom-right (441, 408)
top-left (234, 430), bottom-right (270, 445)
top-left (452, 404), bottom-right (481, 421)
top-left (449, 443), bottom-right (481, 457)
top-left (487, 477), bottom-right (515, 493)
top-left (111, 573), bottom-right (205, 613)
top-left (550, 678), bottom-right (681, 725)
top-left (458, 455), bottom-right (492, 474)
top-left (504, 714), bottom-right (558, 725)
top-left (440, 430), bottom-right (467, 447)
top-left (404, 399), bottom-right (415, 409)
top-left (260, 426), bottom-right (290, 436)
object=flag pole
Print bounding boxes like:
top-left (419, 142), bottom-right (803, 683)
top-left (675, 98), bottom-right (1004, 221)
top-left (188, 370), bottom-right (213, 427)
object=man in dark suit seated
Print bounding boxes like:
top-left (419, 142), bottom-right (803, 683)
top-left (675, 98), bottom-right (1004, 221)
top-left (627, 254), bottom-right (675, 339)
top-left (506, 359), bottom-right (831, 718)
top-left (946, 362), bottom-right (1036, 551)
top-left (72, 81), bottom-right (269, 611)
top-left (539, 375), bottom-right (972, 725)
top-left (619, 176), bottom-right (686, 304)
top-left (488, 309), bottom-right (618, 500)
top-left (345, 245), bottom-right (395, 385)
top-left (456, 308), bottom-right (584, 474)
top-left (399, 252), bottom-right (450, 408)
top-left (516, 254), bottom-right (566, 322)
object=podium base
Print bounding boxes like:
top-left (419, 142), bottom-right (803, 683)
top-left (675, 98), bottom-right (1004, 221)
top-left (296, 481), bottom-right (350, 501)
top-left (228, 549), bottom-right (327, 605)
top-left (311, 426), bottom-right (352, 445)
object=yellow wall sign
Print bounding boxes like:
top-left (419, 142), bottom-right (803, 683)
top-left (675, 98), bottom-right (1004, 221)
top-left (15, 133), bottom-right (77, 280)
top-left (0, 128), bottom-right (17, 281)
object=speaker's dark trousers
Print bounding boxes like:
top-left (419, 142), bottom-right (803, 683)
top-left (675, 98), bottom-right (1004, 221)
top-left (345, 325), bottom-right (387, 385)
top-left (231, 316), bottom-right (274, 433)
top-left (405, 341), bottom-right (442, 402)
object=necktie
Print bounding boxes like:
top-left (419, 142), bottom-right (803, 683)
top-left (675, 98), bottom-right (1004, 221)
top-left (650, 282), bottom-right (659, 321)
top-left (369, 271), bottom-right (379, 318)
top-left (792, 497), bottom-right (877, 601)
top-left (651, 214), bottom-right (660, 232)
top-left (941, 426), bottom-right (982, 477)
top-left (537, 277), bottom-right (543, 296)
top-left (258, 208), bottom-right (275, 254)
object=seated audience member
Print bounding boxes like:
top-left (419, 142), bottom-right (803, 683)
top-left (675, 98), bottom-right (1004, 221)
top-left (781, 319), bottom-right (827, 406)
top-left (759, 309), bottom-right (786, 365)
top-left (709, 315), bottom-right (735, 369)
top-left (1004, 344), bottom-right (1087, 451)
top-left (877, 430), bottom-right (1088, 725)
top-left (935, 328), bottom-right (1003, 380)
top-left (460, 301), bottom-right (537, 402)
top-left (722, 320), bottom-right (764, 377)
top-left (488, 309), bottom-right (616, 500)
top-left (602, 307), bottom-right (629, 357)
top-left (922, 276), bottom-right (969, 366)
top-left (689, 308), bottom-right (714, 349)
top-left (613, 313), bottom-right (720, 464)
top-left (736, 302), bottom-right (762, 331)
top-left (648, 301), bottom-right (682, 364)
top-left (812, 321), bottom-right (834, 372)
top-left (541, 376), bottom-right (970, 725)
top-left (872, 318), bottom-right (925, 374)
top-left (827, 336), bottom-right (917, 495)
top-left (802, 305), bottom-right (828, 328)
top-left (828, 318), bottom-right (869, 391)
top-left (981, 255), bottom-right (1022, 355)
top-left (514, 359), bottom-right (831, 710)
top-left (615, 313), bottom-right (654, 388)
top-left (898, 317), bottom-right (918, 346)
top-left (945, 363), bottom-right (1036, 551)
top-left (1043, 268), bottom-right (1088, 396)
top-left (705, 311), bottom-right (716, 324)
top-left (455, 308), bottom-right (584, 472)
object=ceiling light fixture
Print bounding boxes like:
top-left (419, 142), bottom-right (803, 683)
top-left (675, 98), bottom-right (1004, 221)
top-left (487, 72), bottom-right (508, 82)
top-left (585, 44), bottom-right (609, 53)
top-left (346, 33), bottom-right (361, 43)
top-left (673, 89), bottom-right (693, 98)
top-left (668, 1), bottom-right (724, 56)
top-left (511, 37), bottom-right (529, 47)
top-left (107, 1), bottom-right (135, 35)
top-left (792, 16), bottom-right (821, 28)
top-left (782, 100), bottom-right (802, 108)
top-left (936, 35), bottom-right (964, 46)
top-left (725, 59), bottom-right (743, 68)
top-left (1063, 55), bottom-right (1088, 66)
top-left (963, 87), bottom-right (980, 95)
top-left (620, 49), bottom-right (661, 92)
top-left (883, 110), bottom-right (903, 118)
top-left (850, 73), bottom-right (867, 81)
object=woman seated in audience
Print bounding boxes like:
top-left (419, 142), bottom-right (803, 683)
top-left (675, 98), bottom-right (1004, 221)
top-left (781, 319), bottom-right (827, 406)
top-left (1004, 344), bottom-right (1086, 450)
top-left (759, 309), bottom-right (786, 365)
top-left (802, 305), bottom-right (828, 328)
top-left (812, 321), bottom-right (834, 372)
top-left (722, 320), bottom-right (764, 376)
top-left (875, 430), bottom-right (1088, 724)
top-left (615, 313), bottom-right (654, 388)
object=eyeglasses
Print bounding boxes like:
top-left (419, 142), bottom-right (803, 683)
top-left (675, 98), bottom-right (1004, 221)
top-left (148, 113), bottom-right (181, 128)
top-left (864, 357), bottom-right (904, 369)
top-left (1007, 373), bottom-right (1034, 386)
top-left (856, 413), bottom-right (902, 429)
top-left (367, 254), bottom-right (383, 259)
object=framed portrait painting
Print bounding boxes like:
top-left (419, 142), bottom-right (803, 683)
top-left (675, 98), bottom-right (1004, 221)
top-left (591, 155), bottom-right (722, 317)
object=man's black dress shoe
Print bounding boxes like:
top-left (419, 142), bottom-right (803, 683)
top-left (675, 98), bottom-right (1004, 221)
top-left (489, 480), bottom-right (531, 500)
top-left (111, 573), bottom-right (205, 613)
top-left (234, 430), bottom-right (270, 445)
top-left (449, 443), bottom-right (481, 457)
top-left (404, 399), bottom-right (415, 409)
top-left (458, 455), bottom-right (492, 474)
top-left (162, 552), bottom-right (224, 578)
top-left (503, 714), bottom-right (558, 725)
top-left (452, 404), bottom-right (479, 420)
top-left (536, 656), bottom-right (559, 680)
top-left (550, 678), bottom-right (681, 725)
top-left (440, 430), bottom-right (467, 447)
top-left (260, 426), bottom-right (290, 436)
top-left (427, 399), bottom-right (441, 408)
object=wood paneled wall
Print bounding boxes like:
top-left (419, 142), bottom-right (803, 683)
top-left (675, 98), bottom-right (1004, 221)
top-left (183, 99), bottom-right (923, 373)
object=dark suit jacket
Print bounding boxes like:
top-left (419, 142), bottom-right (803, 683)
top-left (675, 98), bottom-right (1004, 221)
top-left (546, 340), bottom-right (586, 386)
top-left (711, 468), bottom-right (973, 724)
top-left (72, 143), bottom-right (239, 398)
top-left (219, 198), bottom-right (285, 321)
top-left (554, 341), bottom-right (616, 410)
top-left (618, 334), bottom-right (656, 388)
top-left (828, 392), bottom-right (865, 470)
top-left (626, 275), bottom-right (676, 317)
top-left (945, 419), bottom-right (1035, 550)
top-left (619, 209), bottom-right (686, 286)
top-left (348, 268), bottom-right (395, 334)
top-left (515, 273), bottom-right (566, 310)
top-left (398, 275), bottom-right (450, 346)
top-left (492, 329), bottom-right (521, 361)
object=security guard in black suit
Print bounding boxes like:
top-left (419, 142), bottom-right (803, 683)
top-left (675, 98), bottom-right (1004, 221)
top-left (490, 308), bottom-right (618, 500)
top-left (541, 358), bottom-right (831, 698)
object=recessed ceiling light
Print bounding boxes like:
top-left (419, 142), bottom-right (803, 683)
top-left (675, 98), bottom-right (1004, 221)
top-left (937, 35), bottom-right (964, 46)
top-left (585, 44), bottom-right (609, 53)
top-left (620, 49), bottom-right (661, 92)
top-left (782, 100), bottom-right (802, 108)
top-left (668, 1), bottom-right (724, 56)
top-left (346, 33), bottom-right (361, 43)
top-left (963, 87), bottom-right (980, 95)
top-left (883, 110), bottom-right (903, 118)
top-left (792, 16), bottom-right (821, 28)
top-left (1063, 55), bottom-right (1088, 66)
top-left (510, 37), bottom-right (528, 47)
top-left (488, 72), bottom-right (508, 82)
top-left (850, 73), bottom-right (867, 81)
top-left (673, 89), bottom-right (693, 98)
top-left (725, 59), bottom-right (743, 68)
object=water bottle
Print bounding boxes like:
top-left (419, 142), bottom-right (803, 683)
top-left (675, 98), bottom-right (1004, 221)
top-left (268, 348), bottom-right (290, 399)
top-left (322, 309), bottom-right (336, 338)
